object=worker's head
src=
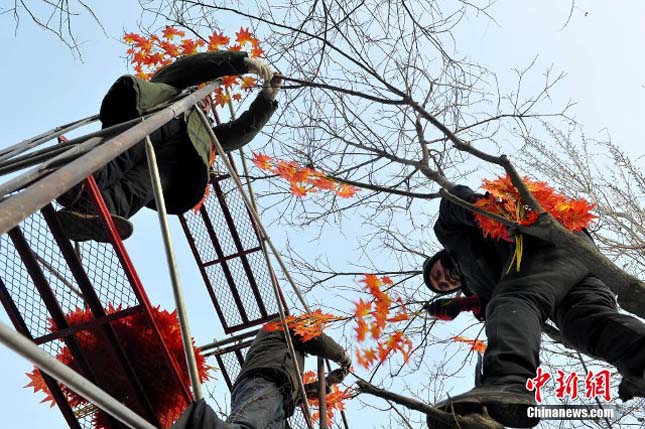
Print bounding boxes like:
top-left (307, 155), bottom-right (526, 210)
top-left (423, 249), bottom-right (462, 295)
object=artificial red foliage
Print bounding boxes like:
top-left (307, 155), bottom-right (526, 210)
top-left (452, 336), bottom-right (487, 354)
top-left (25, 305), bottom-right (210, 429)
top-left (474, 174), bottom-right (596, 241)
top-left (263, 310), bottom-right (344, 342)
top-left (251, 153), bottom-right (359, 199)
top-left (353, 275), bottom-right (412, 369)
top-left (302, 371), bottom-right (352, 427)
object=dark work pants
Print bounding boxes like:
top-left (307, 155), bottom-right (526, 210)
top-left (171, 376), bottom-right (286, 429)
top-left (91, 118), bottom-right (192, 218)
top-left (483, 238), bottom-right (645, 386)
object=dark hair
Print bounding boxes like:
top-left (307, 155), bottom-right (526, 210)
top-left (422, 249), bottom-right (462, 295)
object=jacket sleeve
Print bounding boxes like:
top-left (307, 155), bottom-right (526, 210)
top-left (291, 331), bottom-right (348, 365)
top-left (435, 185), bottom-right (483, 230)
top-left (213, 92), bottom-right (278, 152)
top-left (150, 51), bottom-right (249, 90)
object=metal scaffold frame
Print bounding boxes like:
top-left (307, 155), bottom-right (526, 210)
top-left (0, 79), bottom-right (346, 429)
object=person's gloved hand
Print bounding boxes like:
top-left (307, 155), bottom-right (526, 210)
top-left (303, 367), bottom-right (350, 399)
top-left (327, 367), bottom-right (349, 385)
top-left (244, 57), bottom-right (273, 82)
top-left (338, 350), bottom-right (352, 370)
top-left (262, 73), bottom-right (282, 101)
top-left (424, 295), bottom-right (481, 321)
top-left (304, 380), bottom-right (327, 398)
top-left (424, 298), bottom-right (462, 320)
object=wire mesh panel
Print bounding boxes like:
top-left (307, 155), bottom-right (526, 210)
top-left (209, 341), bottom-right (310, 429)
top-left (0, 178), bottom-right (192, 429)
top-left (180, 157), bottom-right (285, 334)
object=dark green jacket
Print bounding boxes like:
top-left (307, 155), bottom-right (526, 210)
top-left (236, 325), bottom-right (347, 417)
top-left (99, 51), bottom-right (277, 213)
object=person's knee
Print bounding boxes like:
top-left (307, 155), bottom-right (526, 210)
top-left (486, 289), bottom-right (552, 324)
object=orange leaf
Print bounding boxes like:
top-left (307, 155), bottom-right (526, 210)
top-left (353, 299), bottom-right (372, 318)
top-left (251, 45), bottom-right (264, 58)
top-left (162, 26), bottom-right (185, 39)
top-left (214, 91), bottom-right (231, 108)
top-left (354, 318), bottom-right (368, 342)
top-left (241, 76), bottom-right (256, 91)
top-left (452, 336), bottom-right (487, 354)
top-left (222, 75), bottom-right (239, 89)
top-left (124, 32), bottom-right (144, 44)
top-left (474, 174), bottom-right (595, 241)
top-left (290, 182), bottom-right (308, 197)
top-left (159, 40), bottom-right (180, 57)
top-left (252, 153), bottom-right (273, 170)
top-left (208, 31), bottom-right (230, 50)
top-left (235, 27), bottom-right (254, 46)
top-left (335, 184), bottom-right (358, 198)
top-left (263, 311), bottom-right (342, 342)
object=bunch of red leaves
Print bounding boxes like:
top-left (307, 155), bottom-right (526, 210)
top-left (124, 27), bottom-right (262, 106)
top-left (474, 174), bottom-right (596, 241)
top-left (302, 370), bottom-right (353, 427)
top-left (452, 336), bottom-right (487, 355)
top-left (252, 153), bottom-right (358, 198)
top-left (263, 310), bottom-right (344, 342)
top-left (25, 305), bottom-right (210, 429)
top-left (353, 275), bottom-right (412, 369)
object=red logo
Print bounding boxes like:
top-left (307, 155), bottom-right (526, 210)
top-left (526, 368), bottom-right (612, 403)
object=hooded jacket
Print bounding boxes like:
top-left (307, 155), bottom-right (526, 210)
top-left (98, 51), bottom-right (277, 213)
top-left (433, 185), bottom-right (514, 306)
top-left (236, 324), bottom-right (347, 417)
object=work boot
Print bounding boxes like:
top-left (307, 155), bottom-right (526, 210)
top-left (56, 183), bottom-right (86, 208)
top-left (435, 384), bottom-right (538, 428)
top-left (56, 209), bottom-right (133, 243)
top-left (618, 369), bottom-right (645, 402)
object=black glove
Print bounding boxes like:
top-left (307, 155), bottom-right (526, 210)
top-left (424, 295), bottom-right (482, 321)
top-left (304, 380), bottom-right (328, 398)
top-left (424, 298), bottom-right (462, 320)
top-left (303, 368), bottom-right (349, 399)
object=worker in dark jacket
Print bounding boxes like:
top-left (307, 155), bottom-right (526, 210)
top-left (171, 319), bottom-right (351, 429)
top-left (423, 184), bottom-right (645, 428)
top-left (57, 51), bottom-right (280, 242)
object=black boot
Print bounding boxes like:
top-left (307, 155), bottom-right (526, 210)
top-left (56, 209), bottom-right (133, 243)
top-left (435, 384), bottom-right (538, 428)
top-left (618, 369), bottom-right (645, 402)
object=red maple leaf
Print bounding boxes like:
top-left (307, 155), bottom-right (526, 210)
top-left (335, 184), bottom-right (358, 198)
top-left (162, 26), bottom-right (185, 39)
top-left (252, 153), bottom-right (273, 170)
top-left (221, 75), bottom-right (239, 89)
top-left (453, 336), bottom-right (487, 354)
top-left (208, 32), bottom-right (230, 50)
top-left (235, 27), bottom-right (254, 46)
top-left (241, 76), bottom-right (257, 91)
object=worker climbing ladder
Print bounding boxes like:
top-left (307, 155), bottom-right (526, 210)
top-left (0, 81), bottom-right (335, 429)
